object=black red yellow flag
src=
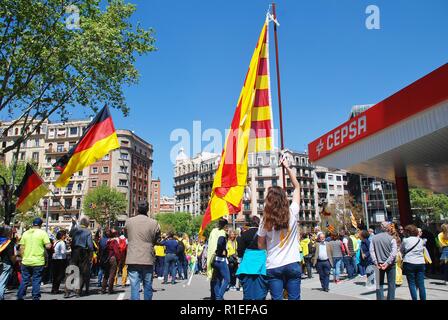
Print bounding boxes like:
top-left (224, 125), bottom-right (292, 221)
top-left (53, 106), bottom-right (120, 187)
top-left (15, 164), bottom-right (49, 213)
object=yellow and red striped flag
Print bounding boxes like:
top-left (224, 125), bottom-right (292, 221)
top-left (200, 20), bottom-right (273, 235)
top-left (14, 164), bottom-right (49, 213)
top-left (53, 106), bottom-right (120, 187)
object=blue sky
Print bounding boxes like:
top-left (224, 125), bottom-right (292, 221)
top-left (6, 1), bottom-right (448, 196)
top-left (118, 0), bottom-right (447, 195)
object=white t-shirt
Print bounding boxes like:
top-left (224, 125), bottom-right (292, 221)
top-left (257, 201), bottom-right (301, 269)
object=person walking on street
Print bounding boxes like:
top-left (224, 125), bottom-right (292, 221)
top-left (401, 224), bottom-right (426, 300)
top-left (359, 230), bottom-right (373, 277)
top-left (369, 221), bottom-right (398, 300)
top-left (124, 200), bottom-right (161, 300)
top-left (257, 154), bottom-right (302, 300)
top-left (114, 232), bottom-right (128, 287)
top-left (0, 226), bottom-right (16, 300)
top-left (69, 217), bottom-right (94, 297)
top-left (312, 232), bottom-right (334, 292)
top-left (17, 218), bottom-right (52, 300)
top-left (154, 237), bottom-right (166, 279)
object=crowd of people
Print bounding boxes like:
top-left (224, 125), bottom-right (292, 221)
top-left (0, 158), bottom-right (447, 301)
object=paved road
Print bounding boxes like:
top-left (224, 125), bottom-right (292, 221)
top-left (4, 271), bottom-right (447, 300)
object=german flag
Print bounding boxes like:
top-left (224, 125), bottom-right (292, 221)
top-left (53, 106), bottom-right (120, 187)
top-left (15, 164), bottom-right (49, 213)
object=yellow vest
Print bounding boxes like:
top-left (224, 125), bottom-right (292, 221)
top-left (154, 245), bottom-right (165, 257)
top-left (227, 240), bottom-right (238, 257)
top-left (300, 238), bottom-right (310, 256)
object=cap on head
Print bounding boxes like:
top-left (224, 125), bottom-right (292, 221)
top-left (32, 217), bottom-right (43, 227)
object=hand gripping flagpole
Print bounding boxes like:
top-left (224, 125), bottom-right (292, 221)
top-left (269, 3), bottom-right (286, 190)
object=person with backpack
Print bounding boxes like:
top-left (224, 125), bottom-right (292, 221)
top-left (0, 226), bottom-right (16, 300)
top-left (51, 230), bottom-right (69, 294)
top-left (114, 232), bottom-right (128, 287)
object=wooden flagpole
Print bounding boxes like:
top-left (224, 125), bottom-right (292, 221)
top-left (271, 3), bottom-right (287, 190)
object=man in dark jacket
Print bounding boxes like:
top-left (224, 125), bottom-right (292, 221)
top-left (69, 216), bottom-right (94, 297)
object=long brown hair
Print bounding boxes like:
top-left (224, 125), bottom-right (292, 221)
top-left (263, 186), bottom-right (290, 231)
top-left (442, 224), bottom-right (448, 240)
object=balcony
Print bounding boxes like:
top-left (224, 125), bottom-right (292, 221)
top-left (46, 148), bottom-right (68, 155)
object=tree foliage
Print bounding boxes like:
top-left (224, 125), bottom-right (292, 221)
top-left (410, 188), bottom-right (448, 221)
top-left (0, 0), bottom-right (156, 155)
top-left (155, 212), bottom-right (215, 238)
top-left (83, 184), bottom-right (127, 227)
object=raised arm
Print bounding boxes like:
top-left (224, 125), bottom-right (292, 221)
top-left (280, 154), bottom-right (301, 206)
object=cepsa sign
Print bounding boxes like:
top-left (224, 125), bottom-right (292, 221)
top-left (309, 115), bottom-right (367, 161)
top-left (308, 63), bottom-right (448, 163)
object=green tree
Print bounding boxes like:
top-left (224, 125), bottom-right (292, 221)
top-left (410, 188), bottom-right (448, 222)
top-left (0, 0), bottom-right (156, 156)
top-left (154, 212), bottom-right (215, 238)
top-left (83, 185), bottom-right (127, 227)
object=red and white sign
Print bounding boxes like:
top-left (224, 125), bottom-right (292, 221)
top-left (309, 63), bottom-right (448, 162)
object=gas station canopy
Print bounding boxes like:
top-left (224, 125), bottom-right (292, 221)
top-left (308, 63), bottom-right (448, 194)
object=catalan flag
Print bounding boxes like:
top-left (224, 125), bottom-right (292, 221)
top-left (15, 164), bottom-right (49, 213)
top-left (200, 20), bottom-right (272, 235)
top-left (53, 106), bottom-right (120, 187)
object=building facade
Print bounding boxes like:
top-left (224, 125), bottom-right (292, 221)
top-left (159, 195), bottom-right (175, 213)
top-left (150, 178), bottom-right (161, 214)
top-left (1, 119), bottom-right (153, 229)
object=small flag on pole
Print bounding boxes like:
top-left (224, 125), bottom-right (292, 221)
top-left (15, 164), bottom-right (49, 213)
top-left (53, 106), bottom-right (120, 187)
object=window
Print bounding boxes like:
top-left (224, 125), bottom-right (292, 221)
top-left (15, 128), bottom-right (19, 135)
top-left (257, 167), bottom-right (262, 176)
top-left (69, 127), bottom-right (78, 136)
top-left (258, 191), bottom-right (264, 199)
top-left (329, 184), bottom-right (335, 190)
top-left (76, 199), bottom-right (81, 209)
top-left (102, 180), bottom-right (108, 186)
top-left (57, 143), bottom-right (64, 152)
top-left (272, 179), bottom-right (277, 187)
top-left (328, 175), bottom-right (334, 181)
top-left (103, 154), bottom-right (110, 161)
top-left (258, 180), bottom-right (264, 188)
top-left (32, 152), bottom-right (39, 161)
top-left (337, 185), bottom-right (342, 191)
top-left (119, 179), bottom-right (128, 187)
top-left (120, 153), bottom-right (128, 160)
top-left (92, 167), bottom-right (98, 174)
top-left (102, 167), bottom-right (109, 174)
top-left (19, 152), bottom-right (25, 160)
top-left (45, 169), bottom-right (51, 177)
top-left (336, 176), bottom-right (342, 182)
top-left (77, 183), bottom-right (82, 191)
top-left (65, 199), bottom-right (72, 209)
top-left (120, 166), bottom-right (128, 173)
top-left (92, 180), bottom-right (97, 187)
top-left (329, 194), bottom-right (335, 198)
top-left (34, 139), bottom-right (40, 147)
top-left (78, 171), bottom-right (83, 176)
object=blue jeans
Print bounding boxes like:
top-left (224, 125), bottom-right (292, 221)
top-left (213, 260), bottom-right (230, 300)
top-left (127, 265), bottom-right (153, 300)
top-left (316, 260), bottom-right (331, 290)
top-left (343, 256), bottom-right (355, 279)
top-left (376, 264), bottom-right (396, 300)
top-left (266, 262), bottom-right (302, 300)
top-left (403, 263), bottom-right (426, 300)
top-left (177, 254), bottom-right (188, 279)
top-left (333, 257), bottom-right (343, 281)
top-left (98, 268), bottom-right (104, 287)
top-left (17, 265), bottom-right (44, 300)
top-left (163, 253), bottom-right (178, 283)
top-left (0, 263), bottom-right (12, 300)
top-left (239, 275), bottom-right (268, 300)
top-left (155, 256), bottom-right (165, 277)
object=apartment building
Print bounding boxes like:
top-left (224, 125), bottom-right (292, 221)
top-left (150, 178), bottom-right (161, 214)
